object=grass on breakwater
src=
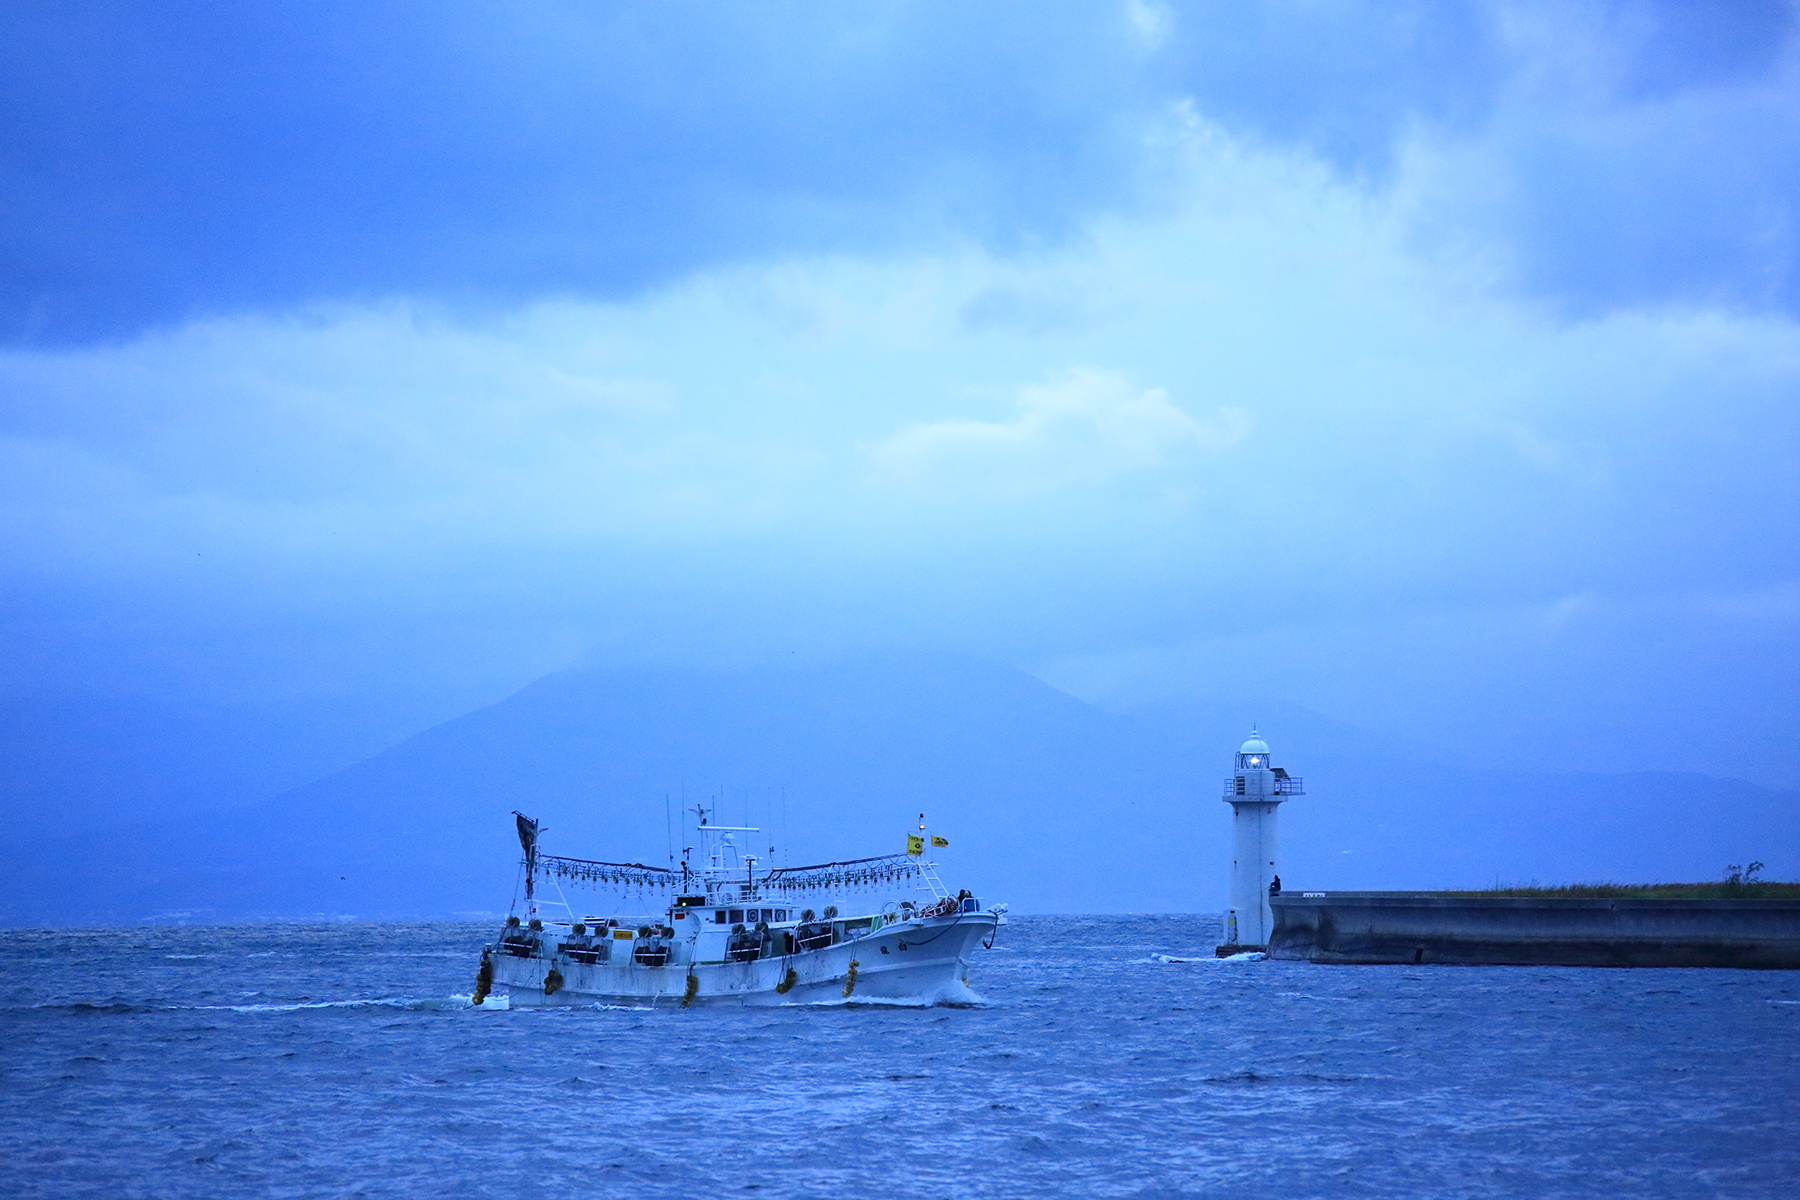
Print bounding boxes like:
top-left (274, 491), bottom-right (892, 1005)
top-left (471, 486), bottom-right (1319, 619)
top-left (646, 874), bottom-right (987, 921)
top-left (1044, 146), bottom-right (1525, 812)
top-left (1444, 882), bottom-right (1800, 900)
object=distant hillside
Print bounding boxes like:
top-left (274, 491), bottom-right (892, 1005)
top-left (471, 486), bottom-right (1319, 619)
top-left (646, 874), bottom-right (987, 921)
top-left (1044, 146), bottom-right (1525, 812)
top-left (1, 656), bottom-right (1194, 923)
top-left (1122, 695), bottom-right (1800, 893)
top-left (2, 656), bottom-right (1794, 925)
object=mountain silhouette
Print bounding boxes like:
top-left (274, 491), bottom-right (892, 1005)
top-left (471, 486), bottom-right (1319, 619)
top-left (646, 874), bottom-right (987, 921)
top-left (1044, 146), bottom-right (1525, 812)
top-left (2, 654), bottom-right (1793, 925)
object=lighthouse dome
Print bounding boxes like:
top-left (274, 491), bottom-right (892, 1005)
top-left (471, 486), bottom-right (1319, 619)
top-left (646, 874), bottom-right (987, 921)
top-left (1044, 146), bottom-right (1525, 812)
top-left (1239, 733), bottom-right (1269, 754)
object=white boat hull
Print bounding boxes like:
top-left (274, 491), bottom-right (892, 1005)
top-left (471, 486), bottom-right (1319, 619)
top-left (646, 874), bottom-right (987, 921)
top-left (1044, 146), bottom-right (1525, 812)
top-left (485, 912), bottom-right (998, 1008)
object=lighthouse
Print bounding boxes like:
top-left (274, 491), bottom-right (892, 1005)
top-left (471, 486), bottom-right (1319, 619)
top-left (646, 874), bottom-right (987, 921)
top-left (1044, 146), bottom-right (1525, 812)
top-left (1219, 729), bottom-right (1304, 952)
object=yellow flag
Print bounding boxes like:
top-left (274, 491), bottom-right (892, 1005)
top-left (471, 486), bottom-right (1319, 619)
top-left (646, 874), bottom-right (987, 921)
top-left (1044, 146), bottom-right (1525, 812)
top-left (931, 835), bottom-right (949, 847)
top-left (906, 834), bottom-right (924, 856)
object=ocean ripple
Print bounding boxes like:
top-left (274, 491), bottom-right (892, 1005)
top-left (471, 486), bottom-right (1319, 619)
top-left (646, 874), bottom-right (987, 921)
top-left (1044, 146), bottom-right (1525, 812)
top-left (0, 916), bottom-right (1795, 1198)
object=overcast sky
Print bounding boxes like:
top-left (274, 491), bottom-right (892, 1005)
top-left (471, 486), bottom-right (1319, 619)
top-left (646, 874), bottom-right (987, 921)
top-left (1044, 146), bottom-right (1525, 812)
top-left (4, 1), bottom-right (1797, 784)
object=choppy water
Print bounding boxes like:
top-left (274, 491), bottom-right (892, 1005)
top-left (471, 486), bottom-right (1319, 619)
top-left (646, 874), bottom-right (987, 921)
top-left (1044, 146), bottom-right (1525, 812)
top-left (3, 915), bottom-right (1798, 1198)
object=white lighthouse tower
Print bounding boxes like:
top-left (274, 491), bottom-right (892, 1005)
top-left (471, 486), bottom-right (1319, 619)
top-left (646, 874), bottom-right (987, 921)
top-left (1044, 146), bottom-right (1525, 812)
top-left (1220, 728), bottom-right (1304, 951)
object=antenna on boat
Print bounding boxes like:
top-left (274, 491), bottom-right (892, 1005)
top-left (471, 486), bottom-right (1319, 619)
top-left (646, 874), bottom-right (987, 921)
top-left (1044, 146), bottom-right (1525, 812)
top-left (664, 792), bottom-right (674, 867)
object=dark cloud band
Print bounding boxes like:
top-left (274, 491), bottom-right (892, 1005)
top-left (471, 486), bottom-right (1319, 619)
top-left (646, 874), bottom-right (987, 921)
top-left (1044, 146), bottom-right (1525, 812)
top-left (3, 1), bottom-right (1797, 344)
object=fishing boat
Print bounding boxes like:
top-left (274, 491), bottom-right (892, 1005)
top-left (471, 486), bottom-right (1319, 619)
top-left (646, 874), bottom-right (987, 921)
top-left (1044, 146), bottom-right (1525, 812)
top-left (473, 808), bottom-right (1004, 1007)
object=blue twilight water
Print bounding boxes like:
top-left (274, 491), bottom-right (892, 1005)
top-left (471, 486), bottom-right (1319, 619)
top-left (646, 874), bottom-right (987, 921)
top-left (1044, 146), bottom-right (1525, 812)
top-left (2, 915), bottom-right (1797, 1199)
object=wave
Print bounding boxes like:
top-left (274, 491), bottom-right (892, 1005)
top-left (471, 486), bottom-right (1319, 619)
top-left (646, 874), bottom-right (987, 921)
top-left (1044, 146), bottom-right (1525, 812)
top-left (199, 995), bottom-right (472, 1014)
top-left (1203, 1070), bottom-right (1363, 1087)
top-left (21, 995), bottom-right (478, 1016)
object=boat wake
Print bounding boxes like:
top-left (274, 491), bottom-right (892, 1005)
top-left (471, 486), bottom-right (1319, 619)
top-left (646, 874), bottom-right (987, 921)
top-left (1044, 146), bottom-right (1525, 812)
top-left (1151, 951), bottom-right (1265, 964)
top-left (202, 996), bottom-right (474, 1014)
top-left (800, 979), bottom-right (990, 1009)
top-left (22, 995), bottom-right (475, 1016)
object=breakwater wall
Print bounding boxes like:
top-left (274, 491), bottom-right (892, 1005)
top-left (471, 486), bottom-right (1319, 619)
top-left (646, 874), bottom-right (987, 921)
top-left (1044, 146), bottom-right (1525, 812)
top-left (1268, 892), bottom-right (1800, 968)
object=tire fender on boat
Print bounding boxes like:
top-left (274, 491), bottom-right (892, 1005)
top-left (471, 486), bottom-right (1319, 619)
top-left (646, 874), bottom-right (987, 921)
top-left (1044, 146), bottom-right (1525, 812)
top-left (544, 967), bottom-right (564, 996)
top-left (842, 960), bottom-right (859, 998)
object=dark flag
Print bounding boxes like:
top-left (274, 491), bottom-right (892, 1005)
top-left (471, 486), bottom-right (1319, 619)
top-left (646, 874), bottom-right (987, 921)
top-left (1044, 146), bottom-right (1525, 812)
top-left (514, 811), bottom-right (541, 901)
top-left (514, 812), bottom-right (539, 859)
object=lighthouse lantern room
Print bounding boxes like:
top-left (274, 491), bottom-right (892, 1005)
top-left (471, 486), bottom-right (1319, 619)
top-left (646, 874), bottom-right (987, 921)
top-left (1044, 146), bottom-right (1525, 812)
top-left (1219, 728), bottom-right (1304, 953)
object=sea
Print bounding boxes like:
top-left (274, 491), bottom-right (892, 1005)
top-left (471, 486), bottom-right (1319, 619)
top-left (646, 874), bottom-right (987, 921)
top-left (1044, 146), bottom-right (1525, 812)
top-left (3, 914), bottom-right (1797, 1199)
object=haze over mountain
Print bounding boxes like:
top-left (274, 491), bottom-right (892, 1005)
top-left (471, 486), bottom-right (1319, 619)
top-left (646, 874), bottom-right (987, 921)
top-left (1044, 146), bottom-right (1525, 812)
top-left (4, 656), bottom-right (1790, 927)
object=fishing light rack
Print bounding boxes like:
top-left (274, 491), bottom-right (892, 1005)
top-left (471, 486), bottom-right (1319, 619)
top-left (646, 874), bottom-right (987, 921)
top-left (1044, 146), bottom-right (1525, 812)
top-left (537, 854), bottom-right (674, 892)
top-left (761, 853), bottom-right (933, 896)
top-left (524, 850), bottom-right (948, 900)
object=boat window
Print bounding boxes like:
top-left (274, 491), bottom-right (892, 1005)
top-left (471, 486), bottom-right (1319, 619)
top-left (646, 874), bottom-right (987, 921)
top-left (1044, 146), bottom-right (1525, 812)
top-left (776, 909), bottom-right (787, 922)
top-left (730, 909), bottom-right (743, 923)
top-left (713, 911), bottom-right (726, 924)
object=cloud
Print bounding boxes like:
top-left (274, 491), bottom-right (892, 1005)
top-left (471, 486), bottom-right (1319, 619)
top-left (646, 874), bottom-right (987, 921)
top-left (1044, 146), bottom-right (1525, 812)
top-left (5, 145), bottom-right (1792, 651)
top-left (1152, 0), bottom-right (1508, 176)
top-left (5, 117), bottom-right (1794, 599)
top-left (1, 14), bottom-right (1796, 782)
top-left (1394, 1), bottom-right (1800, 317)
top-left (873, 369), bottom-right (1248, 493)
top-left (1152, 1), bottom-right (1800, 318)
top-left (1124, 0), bottom-right (1174, 50)
top-left (6, 2), bottom-right (1800, 349)
top-left (0, 2), bottom-right (1155, 346)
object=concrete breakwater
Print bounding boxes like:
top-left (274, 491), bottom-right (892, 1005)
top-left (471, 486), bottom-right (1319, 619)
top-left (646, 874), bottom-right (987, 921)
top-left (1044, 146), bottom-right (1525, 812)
top-left (1269, 892), bottom-right (1800, 968)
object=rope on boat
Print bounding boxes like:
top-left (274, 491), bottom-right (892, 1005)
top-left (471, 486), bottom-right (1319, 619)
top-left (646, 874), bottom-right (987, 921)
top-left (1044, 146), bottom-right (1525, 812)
top-left (900, 910), bottom-right (967, 947)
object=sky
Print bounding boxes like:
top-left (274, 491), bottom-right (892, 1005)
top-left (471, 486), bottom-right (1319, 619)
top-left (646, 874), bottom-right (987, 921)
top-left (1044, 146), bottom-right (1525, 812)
top-left (4, 0), bottom-right (1798, 791)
